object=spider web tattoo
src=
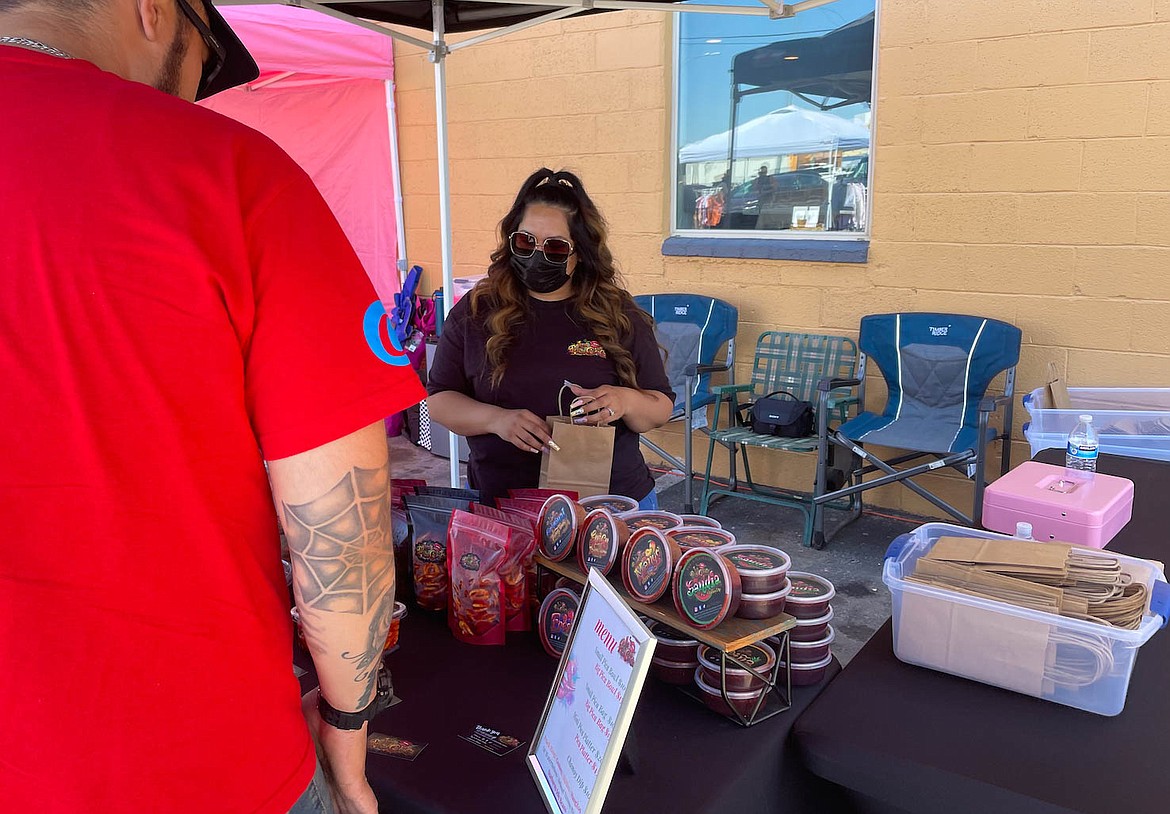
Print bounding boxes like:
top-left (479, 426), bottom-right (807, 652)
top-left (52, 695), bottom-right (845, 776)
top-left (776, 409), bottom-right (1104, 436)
top-left (283, 467), bottom-right (394, 615)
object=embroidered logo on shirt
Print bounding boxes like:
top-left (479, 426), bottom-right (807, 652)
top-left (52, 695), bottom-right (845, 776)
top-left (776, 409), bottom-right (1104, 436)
top-left (363, 301), bottom-right (410, 366)
top-left (568, 340), bottom-right (606, 358)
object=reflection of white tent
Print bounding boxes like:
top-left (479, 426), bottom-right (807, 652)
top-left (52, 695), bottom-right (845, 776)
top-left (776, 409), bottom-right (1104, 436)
top-left (679, 105), bottom-right (870, 163)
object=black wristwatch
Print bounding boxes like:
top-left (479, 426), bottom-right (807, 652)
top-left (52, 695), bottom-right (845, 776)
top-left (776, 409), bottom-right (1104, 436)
top-left (317, 665), bottom-right (395, 730)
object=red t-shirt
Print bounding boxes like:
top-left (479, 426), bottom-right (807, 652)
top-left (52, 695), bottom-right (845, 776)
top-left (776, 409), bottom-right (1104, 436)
top-left (0, 50), bottom-right (424, 812)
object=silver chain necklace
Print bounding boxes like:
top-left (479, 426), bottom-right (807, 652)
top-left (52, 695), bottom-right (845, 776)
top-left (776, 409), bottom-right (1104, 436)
top-left (0, 36), bottom-right (72, 59)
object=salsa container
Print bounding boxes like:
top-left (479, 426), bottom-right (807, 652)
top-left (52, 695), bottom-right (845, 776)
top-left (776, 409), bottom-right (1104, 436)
top-left (789, 606), bottom-right (834, 642)
top-left (667, 527), bottom-right (736, 551)
top-left (720, 545), bottom-right (792, 594)
top-left (580, 494), bottom-right (639, 514)
top-left (576, 508), bottom-right (629, 577)
top-left (678, 514), bottom-right (722, 528)
top-left (694, 668), bottom-right (766, 720)
top-left (735, 579), bottom-right (793, 620)
top-left (785, 571), bottom-right (837, 619)
top-left (621, 527), bottom-right (682, 603)
top-left (697, 641), bottom-right (777, 693)
top-left (651, 657), bottom-right (700, 685)
top-left (538, 587), bottom-right (580, 659)
top-left (649, 621), bottom-right (700, 664)
top-left (789, 625), bottom-right (834, 664)
top-left (782, 653), bottom-right (834, 686)
top-left (672, 549), bottom-right (742, 630)
top-left (538, 495), bottom-right (586, 562)
top-left (620, 510), bottom-right (684, 533)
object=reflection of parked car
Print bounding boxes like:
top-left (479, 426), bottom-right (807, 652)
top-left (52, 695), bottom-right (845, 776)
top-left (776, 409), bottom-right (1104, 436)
top-left (724, 170), bottom-right (829, 229)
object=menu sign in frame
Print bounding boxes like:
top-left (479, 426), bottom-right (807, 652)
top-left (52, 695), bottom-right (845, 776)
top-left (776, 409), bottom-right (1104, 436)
top-left (527, 568), bottom-right (656, 814)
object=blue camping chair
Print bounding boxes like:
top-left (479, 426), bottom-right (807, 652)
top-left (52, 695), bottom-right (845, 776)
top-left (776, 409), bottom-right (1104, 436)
top-left (633, 294), bottom-right (739, 513)
top-left (811, 313), bottom-right (1022, 548)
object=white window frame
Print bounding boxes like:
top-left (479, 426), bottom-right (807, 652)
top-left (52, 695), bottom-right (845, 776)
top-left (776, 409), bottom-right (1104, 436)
top-left (669, 1), bottom-right (880, 242)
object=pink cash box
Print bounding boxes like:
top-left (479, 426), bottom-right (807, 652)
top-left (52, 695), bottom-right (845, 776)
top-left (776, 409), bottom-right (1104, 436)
top-left (981, 461), bottom-right (1134, 549)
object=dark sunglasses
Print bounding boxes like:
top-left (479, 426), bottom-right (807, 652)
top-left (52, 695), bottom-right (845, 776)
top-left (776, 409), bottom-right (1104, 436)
top-left (174, 0), bottom-right (226, 98)
top-left (509, 231), bottom-right (575, 264)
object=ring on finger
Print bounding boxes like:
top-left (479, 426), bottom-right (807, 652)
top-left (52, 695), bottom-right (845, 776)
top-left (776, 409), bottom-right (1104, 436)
top-left (607, 407), bottom-right (615, 418)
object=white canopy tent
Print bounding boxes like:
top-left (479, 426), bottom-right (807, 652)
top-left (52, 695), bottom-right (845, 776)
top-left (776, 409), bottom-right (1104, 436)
top-left (218, 0), bottom-right (841, 486)
top-left (679, 104), bottom-right (870, 163)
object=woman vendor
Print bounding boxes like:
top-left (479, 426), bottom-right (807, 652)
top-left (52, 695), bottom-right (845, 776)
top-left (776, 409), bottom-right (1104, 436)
top-left (426, 168), bottom-right (674, 507)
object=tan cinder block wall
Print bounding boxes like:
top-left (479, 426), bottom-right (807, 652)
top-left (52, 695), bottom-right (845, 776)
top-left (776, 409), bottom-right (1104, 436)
top-left (393, 2), bottom-right (1170, 518)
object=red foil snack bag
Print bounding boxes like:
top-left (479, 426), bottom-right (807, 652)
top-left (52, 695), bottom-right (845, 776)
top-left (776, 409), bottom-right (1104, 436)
top-left (405, 496), bottom-right (469, 611)
top-left (447, 510), bottom-right (510, 645)
top-left (470, 504), bottom-right (537, 632)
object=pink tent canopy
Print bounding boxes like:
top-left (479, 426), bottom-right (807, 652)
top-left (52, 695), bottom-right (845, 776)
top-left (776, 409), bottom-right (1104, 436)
top-left (200, 5), bottom-right (401, 302)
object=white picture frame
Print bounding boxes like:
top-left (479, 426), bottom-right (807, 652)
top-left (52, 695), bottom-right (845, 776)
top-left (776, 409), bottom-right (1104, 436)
top-left (527, 569), bottom-right (657, 814)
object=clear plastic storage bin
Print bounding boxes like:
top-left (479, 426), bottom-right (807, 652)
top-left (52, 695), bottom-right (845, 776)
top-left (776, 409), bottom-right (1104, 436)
top-left (883, 523), bottom-right (1169, 716)
top-left (1022, 386), bottom-right (1170, 461)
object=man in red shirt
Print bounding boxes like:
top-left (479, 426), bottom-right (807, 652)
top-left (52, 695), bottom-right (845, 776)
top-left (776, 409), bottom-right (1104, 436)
top-left (0, 1), bottom-right (424, 812)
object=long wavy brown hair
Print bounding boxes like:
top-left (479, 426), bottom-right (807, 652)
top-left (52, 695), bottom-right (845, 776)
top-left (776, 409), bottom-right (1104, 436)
top-left (470, 168), bottom-right (651, 390)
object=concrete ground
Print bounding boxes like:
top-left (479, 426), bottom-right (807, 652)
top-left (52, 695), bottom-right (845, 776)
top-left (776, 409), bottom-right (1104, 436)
top-left (389, 435), bottom-right (934, 664)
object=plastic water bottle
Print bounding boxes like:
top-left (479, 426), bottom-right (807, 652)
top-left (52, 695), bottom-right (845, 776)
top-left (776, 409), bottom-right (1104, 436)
top-left (1065, 414), bottom-right (1099, 472)
top-left (433, 289), bottom-right (445, 337)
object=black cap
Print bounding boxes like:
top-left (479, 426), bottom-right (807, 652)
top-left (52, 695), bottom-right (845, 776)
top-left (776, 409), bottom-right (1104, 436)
top-left (198, 2), bottom-right (259, 100)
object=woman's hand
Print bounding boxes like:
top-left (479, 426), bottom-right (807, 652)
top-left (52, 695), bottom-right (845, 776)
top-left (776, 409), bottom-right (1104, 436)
top-left (569, 384), bottom-right (674, 434)
top-left (568, 385), bottom-right (631, 426)
top-left (492, 407), bottom-right (553, 454)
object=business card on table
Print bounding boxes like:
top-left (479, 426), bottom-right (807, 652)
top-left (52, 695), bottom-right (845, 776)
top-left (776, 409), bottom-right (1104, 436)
top-left (367, 733), bottom-right (427, 761)
top-left (460, 723), bottom-right (526, 757)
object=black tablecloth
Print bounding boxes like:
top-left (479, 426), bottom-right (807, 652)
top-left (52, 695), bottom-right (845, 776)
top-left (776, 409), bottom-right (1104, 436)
top-left (297, 609), bottom-right (846, 814)
top-left (792, 451), bottom-right (1170, 814)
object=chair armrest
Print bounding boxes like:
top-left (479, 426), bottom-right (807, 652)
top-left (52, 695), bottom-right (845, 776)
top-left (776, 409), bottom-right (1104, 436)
top-left (712, 383), bottom-right (753, 395)
top-left (817, 377), bottom-right (862, 393)
top-left (684, 361), bottom-right (732, 377)
top-left (979, 394), bottom-right (1011, 413)
top-left (826, 395), bottom-right (859, 411)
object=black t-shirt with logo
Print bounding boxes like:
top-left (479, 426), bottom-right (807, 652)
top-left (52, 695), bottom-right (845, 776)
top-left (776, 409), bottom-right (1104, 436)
top-left (427, 293), bottom-right (673, 504)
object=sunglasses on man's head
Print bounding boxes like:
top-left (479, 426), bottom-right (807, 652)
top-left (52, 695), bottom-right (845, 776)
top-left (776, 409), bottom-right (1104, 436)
top-left (509, 231), bottom-right (575, 264)
top-left (174, 0), bottom-right (225, 97)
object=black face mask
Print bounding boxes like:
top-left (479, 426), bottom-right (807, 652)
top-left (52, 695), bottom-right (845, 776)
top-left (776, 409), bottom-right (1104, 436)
top-left (510, 253), bottom-right (570, 294)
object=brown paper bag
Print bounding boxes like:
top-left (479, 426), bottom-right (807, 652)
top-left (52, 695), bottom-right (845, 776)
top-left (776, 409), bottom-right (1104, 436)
top-left (1045, 361), bottom-right (1071, 410)
top-left (539, 416), bottom-right (615, 498)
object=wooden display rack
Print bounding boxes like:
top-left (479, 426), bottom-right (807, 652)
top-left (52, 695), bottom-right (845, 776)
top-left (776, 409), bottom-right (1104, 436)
top-left (535, 555), bottom-right (794, 726)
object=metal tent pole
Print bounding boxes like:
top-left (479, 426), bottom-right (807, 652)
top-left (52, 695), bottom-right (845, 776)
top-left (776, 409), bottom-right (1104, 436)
top-left (429, 0), bottom-right (461, 488)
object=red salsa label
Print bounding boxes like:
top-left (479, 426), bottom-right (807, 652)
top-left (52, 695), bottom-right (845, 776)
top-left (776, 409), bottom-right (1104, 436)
top-left (725, 549), bottom-right (786, 572)
top-left (581, 515), bottom-right (615, 569)
top-left (671, 530), bottom-right (728, 549)
top-left (676, 551), bottom-right (728, 627)
top-left (726, 644), bottom-right (771, 671)
top-left (540, 591), bottom-right (578, 654)
top-left (789, 575), bottom-right (831, 599)
top-left (626, 530), bottom-right (669, 599)
top-left (625, 513), bottom-right (680, 532)
top-left (540, 497), bottom-right (576, 558)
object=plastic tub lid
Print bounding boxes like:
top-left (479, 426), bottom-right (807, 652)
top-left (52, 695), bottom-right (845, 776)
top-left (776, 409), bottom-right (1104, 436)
top-left (539, 494), bottom-right (582, 560)
top-left (679, 514), bottom-right (722, 528)
top-left (793, 605), bottom-right (834, 626)
top-left (650, 621), bottom-right (700, 647)
top-left (620, 510), bottom-right (683, 531)
top-left (789, 624), bottom-right (835, 649)
top-left (740, 580), bottom-right (793, 603)
top-left (783, 653), bottom-right (833, 670)
top-left (580, 494), bottom-right (639, 514)
top-left (697, 641), bottom-right (776, 676)
top-left (721, 545), bottom-right (792, 578)
top-left (694, 667), bottom-right (765, 700)
top-left (651, 656), bottom-right (700, 668)
top-left (786, 571), bottom-right (837, 604)
top-left (668, 527), bottom-right (737, 550)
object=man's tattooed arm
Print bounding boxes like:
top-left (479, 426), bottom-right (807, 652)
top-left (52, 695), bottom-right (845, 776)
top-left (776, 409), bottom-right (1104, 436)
top-left (283, 464), bottom-right (395, 711)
